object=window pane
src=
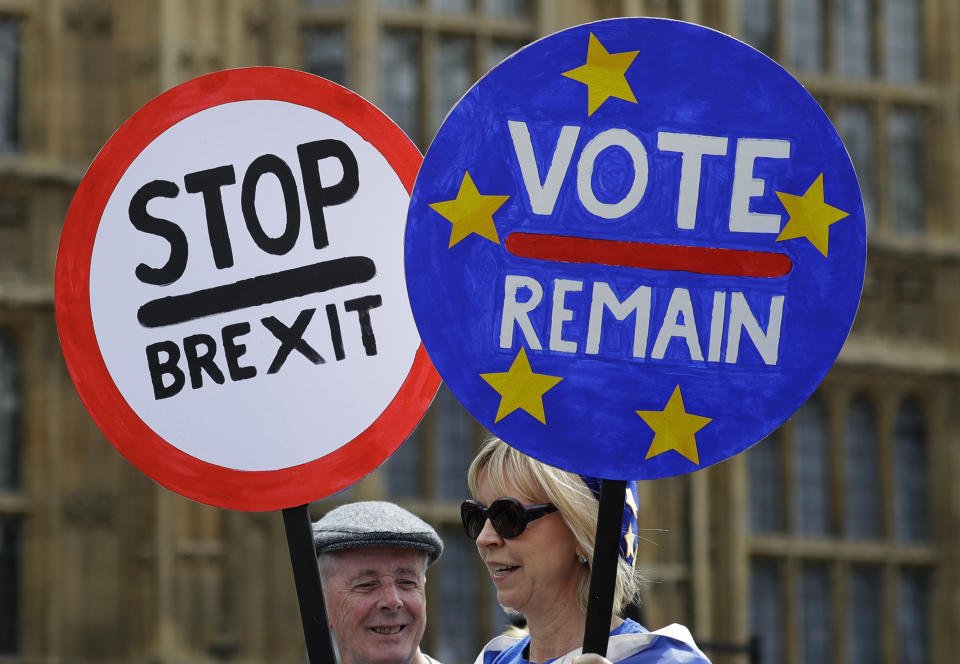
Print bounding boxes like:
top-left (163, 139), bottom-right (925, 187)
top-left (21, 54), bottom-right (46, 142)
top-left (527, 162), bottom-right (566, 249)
top-left (303, 27), bottom-right (348, 86)
top-left (0, 519), bottom-right (19, 654)
top-left (844, 396), bottom-right (879, 538)
top-left (434, 384), bottom-right (475, 499)
top-left (836, 105), bottom-right (876, 230)
top-left (801, 564), bottom-right (831, 664)
top-left (790, 0), bottom-right (823, 72)
top-left (889, 108), bottom-right (925, 234)
top-left (899, 569), bottom-right (930, 664)
top-left (848, 566), bottom-right (881, 664)
top-left (385, 422), bottom-right (423, 497)
top-left (835, 0), bottom-right (873, 77)
top-left (487, 0), bottom-right (532, 19)
top-left (485, 39), bottom-right (526, 72)
top-left (885, 0), bottom-right (922, 81)
top-left (381, 30), bottom-right (422, 145)
top-left (432, 526), bottom-right (478, 661)
top-left (0, 335), bottom-right (20, 491)
top-left (0, 19), bottom-right (18, 153)
top-left (793, 398), bottom-right (829, 535)
top-left (432, 36), bottom-right (473, 135)
top-left (895, 399), bottom-right (928, 541)
top-left (749, 431), bottom-right (783, 533)
top-left (741, 0), bottom-right (776, 57)
top-left (430, 0), bottom-right (473, 12)
top-left (750, 559), bottom-right (783, 664)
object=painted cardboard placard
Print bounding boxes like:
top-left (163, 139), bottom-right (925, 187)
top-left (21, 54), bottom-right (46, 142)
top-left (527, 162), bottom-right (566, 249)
top-left (56, 67), bottom-right (440, 510)
top-left (405, 19), bottom-right (866, 480)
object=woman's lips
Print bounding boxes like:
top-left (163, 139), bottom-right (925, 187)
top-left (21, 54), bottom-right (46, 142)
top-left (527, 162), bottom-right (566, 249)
top-left (489, 564), bottom-right (520, 579)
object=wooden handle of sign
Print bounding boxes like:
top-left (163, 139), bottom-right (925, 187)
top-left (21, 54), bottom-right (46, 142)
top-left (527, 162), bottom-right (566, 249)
top-left (282, 504), bottom-right (339, 664)
top-left (582, 479), bottom-right (627, 656)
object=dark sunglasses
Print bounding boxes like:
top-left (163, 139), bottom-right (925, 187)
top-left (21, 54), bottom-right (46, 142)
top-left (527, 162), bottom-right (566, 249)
top-left (460, 498), bottom-right (558, 540)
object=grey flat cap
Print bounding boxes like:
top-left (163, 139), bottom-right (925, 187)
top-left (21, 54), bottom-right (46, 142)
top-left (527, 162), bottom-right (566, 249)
top-left (312, 501), bottom-right (443, 565)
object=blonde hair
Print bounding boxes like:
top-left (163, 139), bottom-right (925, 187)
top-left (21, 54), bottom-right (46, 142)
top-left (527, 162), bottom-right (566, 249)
top-left (467, 437), bottom-right (641, 615)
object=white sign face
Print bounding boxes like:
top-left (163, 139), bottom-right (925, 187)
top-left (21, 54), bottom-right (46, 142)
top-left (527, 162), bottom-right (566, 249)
top-left (56, 69), bottom-right (439, 509)
top-left (90, 100), bottom-right (418, 471)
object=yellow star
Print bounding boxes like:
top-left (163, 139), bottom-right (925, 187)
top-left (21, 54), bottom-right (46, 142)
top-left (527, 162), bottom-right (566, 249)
top-left (562, 33), bottom-right (639, 116)
top-left (480, 348), bottom-right (563, 424)
top-left (429, 171), bottom-right (509, 248)
top-left (623, 522), bottom-right (638, 567)
top-left (637, 385), bottom-right (711, 465)
top-left (775, 174), bottom-right (850, 257)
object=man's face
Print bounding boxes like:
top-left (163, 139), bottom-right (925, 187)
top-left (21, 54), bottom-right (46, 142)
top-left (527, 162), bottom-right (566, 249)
top-left (321, 547), bottom-right (428, 664)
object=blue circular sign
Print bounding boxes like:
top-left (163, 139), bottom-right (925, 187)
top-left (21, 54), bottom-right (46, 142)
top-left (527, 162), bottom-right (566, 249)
top-left (405, 18), bottom-right (865, 480)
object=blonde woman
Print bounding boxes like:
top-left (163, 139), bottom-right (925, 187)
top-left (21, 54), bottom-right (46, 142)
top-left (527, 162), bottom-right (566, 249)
top-left (464, 437), bottom-right (710, 664)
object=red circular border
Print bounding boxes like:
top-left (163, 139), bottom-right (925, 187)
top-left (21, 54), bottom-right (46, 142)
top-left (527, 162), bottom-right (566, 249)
top-left (55, 68), bottom-right (440, 511)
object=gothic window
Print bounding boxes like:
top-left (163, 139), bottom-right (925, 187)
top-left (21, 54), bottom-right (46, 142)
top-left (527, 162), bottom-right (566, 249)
top-left (748, 431), bottom-right (783, 533)
top-left (834, 0), bottom-right (873, 77)
top-left (847, 565), bottom-right (882, 664)
top-left (0, 334), bottom-right (19, 490)
top-left (380, 29), bottom-right (422, 143)
top-left (487, 0), bottom-right (531, 18)
top-left (844, 395), bottom-right (879, 538)
top-left (741, 0), bottom-right (775, 57)
top-left (801, 563), bottom-right (832, 664)
top-left (899, 568), bottom-right (931, 664)
top-left (747, 385), bottom-right (939, 664)
top-left (792, 397), bottom-right (829, 535)
top-left (0, 519), bottom-right (18, 653)
top-left (889, 108), bottom-right (926, 235)
top-left (0, 17), bottom-right (18, 153)
top-left (0, 332), bottom-right (20, 654)
top-left (894, 398), bottom-right (928, 542)
top-left (835, 105), bottom-right (876, 230)
top-left (486, 38), bottom-right (527, 70)
top-left (885, 0), bottom-right (922, 81)
top-left (434, 384), bottom-right (475, 500)
top-left (432, 36), bottom-right (474, 140)
top-left (432, 527), bottom-right (479, 662)
top-left (789, 0), bottom-right (823, 72)
top-left (750, 558), bottom-right (783, 664)
top-left (384, 420), bottom-right (422, 497)
top-left (740, 1), bottom-right (928, 236)
top-left (303, 26), bottom-right (348, 86)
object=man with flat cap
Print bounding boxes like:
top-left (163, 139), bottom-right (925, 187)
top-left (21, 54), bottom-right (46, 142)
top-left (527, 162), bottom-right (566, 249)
top-left (313, 501), bottom-right (444, 664)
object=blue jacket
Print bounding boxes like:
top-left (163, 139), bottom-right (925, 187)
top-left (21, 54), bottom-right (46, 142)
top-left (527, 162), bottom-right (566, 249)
top-left (475, 619), bottom-right (711, 664)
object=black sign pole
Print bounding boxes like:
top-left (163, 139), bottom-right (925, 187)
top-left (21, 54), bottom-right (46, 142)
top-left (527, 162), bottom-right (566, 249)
top-left (582, 479), bottom-right (627, 656)
top-left (282, 504), bottom-right (339, 664)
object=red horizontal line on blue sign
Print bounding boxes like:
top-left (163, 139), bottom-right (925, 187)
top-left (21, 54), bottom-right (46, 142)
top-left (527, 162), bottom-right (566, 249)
top-left (504, 232), bottom-right (792, 278)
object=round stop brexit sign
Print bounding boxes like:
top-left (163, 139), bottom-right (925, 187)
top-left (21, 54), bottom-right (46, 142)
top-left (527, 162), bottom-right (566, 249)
top-left (405, 19), bottom-right (866, 480)
top-left (56, 68), bottom-right (439, 510)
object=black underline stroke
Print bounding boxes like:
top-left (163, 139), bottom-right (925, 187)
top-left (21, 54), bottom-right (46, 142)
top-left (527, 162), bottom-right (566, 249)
top-left (137, 256), bottom-right (377, 328)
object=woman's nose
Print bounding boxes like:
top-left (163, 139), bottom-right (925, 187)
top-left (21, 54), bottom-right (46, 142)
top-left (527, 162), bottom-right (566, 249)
top-left (474, 517), bottom-right (503, 547)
